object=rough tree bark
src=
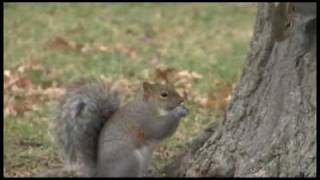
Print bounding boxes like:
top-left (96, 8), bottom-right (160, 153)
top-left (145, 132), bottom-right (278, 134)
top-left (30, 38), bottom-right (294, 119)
top-left (162, 3), bottom-right (316, 177)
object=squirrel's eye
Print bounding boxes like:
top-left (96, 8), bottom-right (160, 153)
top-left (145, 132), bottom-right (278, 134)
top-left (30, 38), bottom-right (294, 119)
top-left (160, 91), bottom-right (168, 98)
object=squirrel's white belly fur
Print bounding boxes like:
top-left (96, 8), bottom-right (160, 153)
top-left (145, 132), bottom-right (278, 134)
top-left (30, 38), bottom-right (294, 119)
top-left (158, 108), bottom-right (169, 116)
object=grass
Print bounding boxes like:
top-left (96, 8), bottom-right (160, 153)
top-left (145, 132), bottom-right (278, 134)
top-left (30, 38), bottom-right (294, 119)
top-left (4, 3), bottom-right (256, 177)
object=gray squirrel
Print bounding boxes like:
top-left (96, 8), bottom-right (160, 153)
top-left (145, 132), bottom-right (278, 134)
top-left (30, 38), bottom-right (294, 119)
top-left (41, 80), bottom-right (189, 177)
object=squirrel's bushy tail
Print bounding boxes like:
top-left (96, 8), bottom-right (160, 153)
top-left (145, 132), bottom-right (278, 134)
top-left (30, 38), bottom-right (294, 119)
top-left (51, 80), bottom-right (120, 176)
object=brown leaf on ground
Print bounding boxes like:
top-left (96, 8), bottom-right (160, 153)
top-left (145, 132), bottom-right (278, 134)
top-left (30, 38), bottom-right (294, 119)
top-left (175, 88), bottom-right (189, 100)
top-left (17, 139), bottom-right (43, 147)
top-left (9, 58), bottom-right (41, 73)
top-left (45, 37), bottom-right (114, 54)
top-left (45, 37), bottom-right (72, 51)
top-left (196, 81), bottom-right (234, 111)
top-left (154, 67), bottom-right (177, 83)
top-left (15, 76), bottom-right (33, 90)
top-left (152, 66), bottom-right (203, 100)
top-left (94, 43), bottom-right (109, 52)
top-left (4, 60), bottom-right (63, 117)
top-left (157, 27), bottom-right (184, 41)
top-left (114, 43), bottom-right (137, 59)
top-left (109, 78), bottom-right (131, 94)
top-left (45, 37), bottom-right (87, 52)
top-left (42, 87), bottom-right (65, 99)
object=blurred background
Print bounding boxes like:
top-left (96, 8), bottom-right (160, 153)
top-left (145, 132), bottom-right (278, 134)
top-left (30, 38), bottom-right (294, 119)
top-left (4, 3), bottom-right (256, 177)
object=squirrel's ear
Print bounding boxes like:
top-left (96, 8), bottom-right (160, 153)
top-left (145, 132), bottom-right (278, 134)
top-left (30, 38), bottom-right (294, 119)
top-left (143, 81), bottom-right (152, 91)
top-left (143, 81), bottom-right (153, 99)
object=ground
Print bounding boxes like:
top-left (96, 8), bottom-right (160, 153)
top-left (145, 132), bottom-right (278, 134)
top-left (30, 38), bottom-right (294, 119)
top-left (4, 3), bottom-right (256, 177)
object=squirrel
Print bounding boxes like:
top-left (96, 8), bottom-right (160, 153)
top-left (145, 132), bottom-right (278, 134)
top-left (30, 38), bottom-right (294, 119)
top-left (39, 80), bottom-right (189, 177)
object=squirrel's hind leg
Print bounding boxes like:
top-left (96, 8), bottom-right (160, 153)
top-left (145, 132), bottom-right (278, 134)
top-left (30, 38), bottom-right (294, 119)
top-left (95, 145), bottom-right (143, 177)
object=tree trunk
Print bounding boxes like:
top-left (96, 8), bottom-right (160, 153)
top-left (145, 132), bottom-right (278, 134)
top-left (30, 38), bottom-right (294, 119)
top-left (162, 3), bottom-right (316, 177)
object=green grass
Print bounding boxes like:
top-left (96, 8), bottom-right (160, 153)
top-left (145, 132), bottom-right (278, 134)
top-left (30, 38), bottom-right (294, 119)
top-left (4, 3), bottom-right (256, 177)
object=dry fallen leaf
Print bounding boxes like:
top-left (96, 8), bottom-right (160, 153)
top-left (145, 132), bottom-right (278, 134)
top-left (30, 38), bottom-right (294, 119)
top-left (94, 43), bottom-right (109, 52)
top-left (154, 66), bottom-right (177, 83)
top-left (114, 43), bottom-right (137, 59)
top-left (4, 59), bottom-right (63, 117)
top-left (16, 76), bottom-right (33, 90)
top-left (46, 37), bottom-right (71, 51)
top-left (195, 81), bottom-right (234, 111)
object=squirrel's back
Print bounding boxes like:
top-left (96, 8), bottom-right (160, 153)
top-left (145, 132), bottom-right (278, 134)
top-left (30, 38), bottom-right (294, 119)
top-left (52, 80), bottom-right (120, 176)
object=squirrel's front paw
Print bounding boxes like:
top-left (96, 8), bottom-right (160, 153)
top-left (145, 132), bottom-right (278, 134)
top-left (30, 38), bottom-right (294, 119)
top-left (174, 104), bottom-right (189, 117)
